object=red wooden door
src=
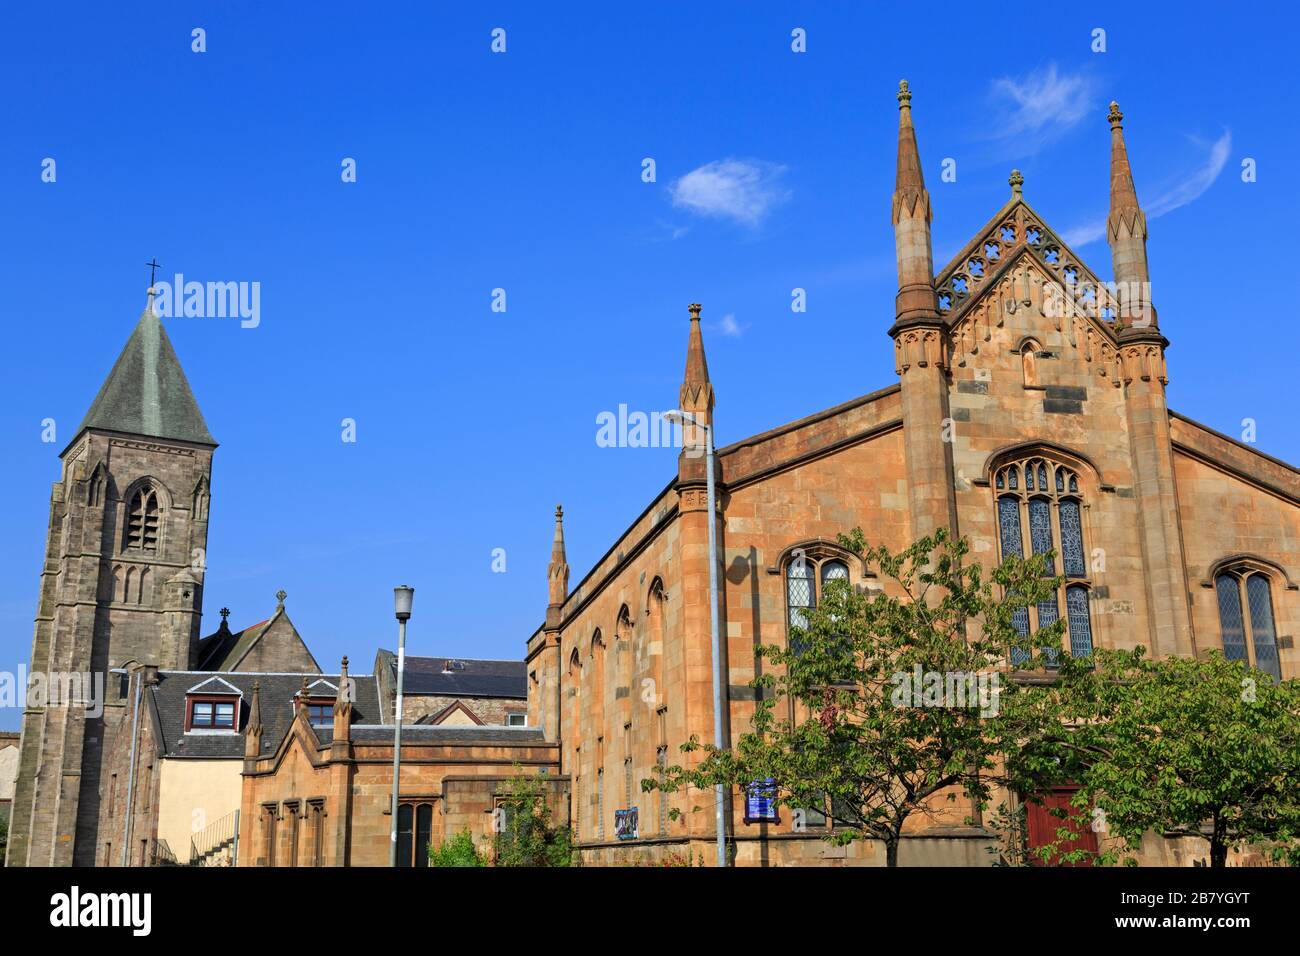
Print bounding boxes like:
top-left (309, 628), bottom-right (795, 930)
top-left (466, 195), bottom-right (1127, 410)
top-left (1025, 788), bottom-right (1098, 866)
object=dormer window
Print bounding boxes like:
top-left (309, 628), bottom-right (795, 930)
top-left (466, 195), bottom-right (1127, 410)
top-left (187, 695), bottom-right (237, 731)
top-left (307, 702), bottom-right (334, 728)
top-left (298, 679), bottom-right (341, 728)
top-left (184, 676), bottom-right (243, 733)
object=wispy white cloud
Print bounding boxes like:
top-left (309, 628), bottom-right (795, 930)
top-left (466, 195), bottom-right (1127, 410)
top-left (669, 159), bottom-right (790, 227)
top-left (1061, 129), bottom-right (1232, 248)
top-left (1147, 130), bottom-right (1231, 218)
top-left (988, 64), bottom-right (1094, 152)
top-left (1059, 219), bottom-right (1107, 248)
top-left (644, 218), bottom-right (691, 242)
top-left (712, 312), bottom-right (746, 338)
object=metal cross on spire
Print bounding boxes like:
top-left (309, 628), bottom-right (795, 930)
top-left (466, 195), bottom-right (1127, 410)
top-left (146, 258), bottom-right (161, 299)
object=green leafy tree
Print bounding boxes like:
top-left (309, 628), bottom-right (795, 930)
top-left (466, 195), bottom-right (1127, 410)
top-left (428, 829), bottom-right (486, 867)
top-left (1011, 647), bottom-right (1300, 867)
top-left (492, 769), bottom-right (575, 867)
top-left (984, 801), bottom-right (1031, 866)
top-left (647, 528), bottom-right (1067, 866)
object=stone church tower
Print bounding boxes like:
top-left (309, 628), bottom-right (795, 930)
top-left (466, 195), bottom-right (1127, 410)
top-left (5, 293), bottom-right (215, 867)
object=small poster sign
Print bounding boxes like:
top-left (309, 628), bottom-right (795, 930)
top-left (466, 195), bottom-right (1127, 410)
top-left (745, 778), bottom-right (779, 823)
top-left (615, 808), bottom-right (639, 840)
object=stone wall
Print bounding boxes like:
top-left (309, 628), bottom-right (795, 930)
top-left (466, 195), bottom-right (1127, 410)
top-left (8, 429), bottom-right (212, 867)
top-left (239, 718), bottom-right (563, 867)
top-left (96, 668), bottom-right (164, 866)
top-left (230, 614), bottom-right (320, 674)
top-left (400, 694), bottom-right (527, 726)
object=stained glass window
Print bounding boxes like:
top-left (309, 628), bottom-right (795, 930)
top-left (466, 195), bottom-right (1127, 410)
top-left (1216, 574), bottom-right (1247, 663)
top-left (994, 458), bottom-right (1094, 668)
top-left (998, 496), bottom-right (1022, 559)
top-left (1010, 597), bottom-right (1031, 667)
top-left (1028, 498), bottom-right (1055, 572)
top-left (1066, 586), bottom-right (1093, 658)
top-left (1037, 599), bottom-right (1060, 667)
top-left (1059, 499), bottom-right (1086, 578)
top-left (1246, 575), bottom-right (1281, 680)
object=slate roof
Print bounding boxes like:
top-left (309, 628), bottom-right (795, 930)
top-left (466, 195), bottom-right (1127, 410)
top-left (68, 302), bottom-right (215, 453)
top-left (149, 670), bottom-right (379, 759)
top-left (376, 651), bottom-right (527, 699)
top-left (194, 619), bottom-right (272, 671)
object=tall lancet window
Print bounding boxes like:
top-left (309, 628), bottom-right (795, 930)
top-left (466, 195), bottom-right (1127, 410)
top-left (126, 486), bottom-right (161, 553)
top-left (1020, 339), bottom-right (1042, 389)
top-left (783, 549), bottom-right (851, 657)
top-left (993, 456), bottom-right (1094, 666)
top-left (1214, 566), bottom-right (1282, 681)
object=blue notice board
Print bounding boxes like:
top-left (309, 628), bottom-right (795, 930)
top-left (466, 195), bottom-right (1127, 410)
top-left (745, 778), bottom-right (778, 822)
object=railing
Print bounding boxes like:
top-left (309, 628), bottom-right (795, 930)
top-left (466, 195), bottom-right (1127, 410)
top-left (150, 839), bottom-right (181, 866)
top-left (190, 809), bottom-right (240, 867)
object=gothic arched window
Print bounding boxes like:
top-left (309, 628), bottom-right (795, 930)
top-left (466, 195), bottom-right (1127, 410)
top-left (1020, 340), bottom-right (1042, 389)
top-left (588, 630), bottom-right (606, 742)
top-left (126, 486), bottom-right (161, 553)
top-left (1215, 567), bottom-right (1282, 681)
top-left (784, 552), bottom-right (851, 655)
top-left (786, 560), bottom-right (814, 631)
top-left (993, 456), bottom-right (1093, 666)
top-left (645, 578), bottom-right (666, 705)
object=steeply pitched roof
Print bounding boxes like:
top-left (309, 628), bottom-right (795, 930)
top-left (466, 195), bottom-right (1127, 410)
top-left (68, 300), bottom-right (215, 452)
top-left (148, 670), bottom-right (380, 759)
top-left (194, 605), bottom-right (319, 673)
top-left (377, 652), bottom-right (527, 699)
top-left (195, 619), bottom-right (271, 671)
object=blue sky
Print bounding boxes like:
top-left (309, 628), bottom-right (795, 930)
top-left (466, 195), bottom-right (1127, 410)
top-left (2, 2), bottom-right (1296, 727)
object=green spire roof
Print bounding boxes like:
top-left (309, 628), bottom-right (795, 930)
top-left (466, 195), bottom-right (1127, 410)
top-left (70, 299), bottom-right (216, 450)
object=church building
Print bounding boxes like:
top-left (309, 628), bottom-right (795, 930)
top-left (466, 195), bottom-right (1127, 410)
top-left (524, 85), bottom-right (1299, 865)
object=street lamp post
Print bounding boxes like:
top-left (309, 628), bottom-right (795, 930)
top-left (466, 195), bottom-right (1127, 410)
top-left (665, 409), bottom-right (727, 868)
top-left (389, 585), bottom-right (414, 867)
